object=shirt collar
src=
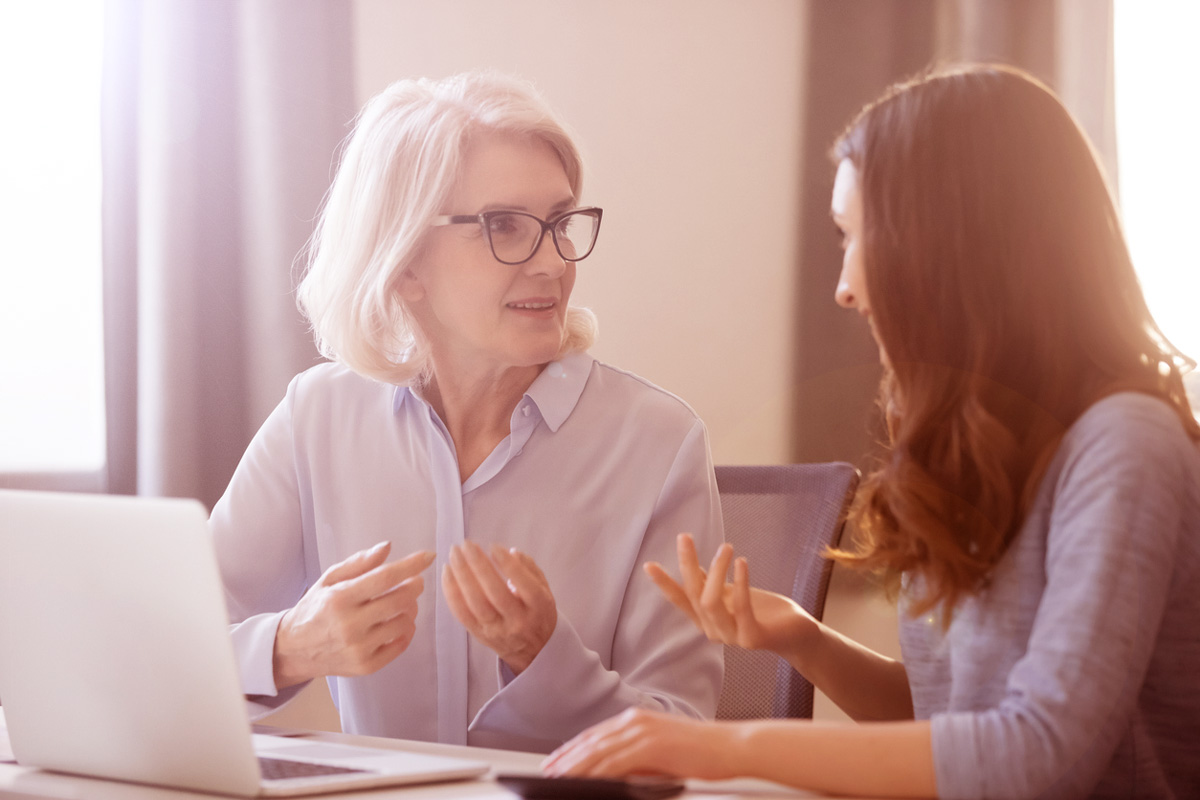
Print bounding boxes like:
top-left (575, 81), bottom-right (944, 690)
top-left (522, 351), bottom-right (592, 433)
top-left (391, 351), bottom-right (593, 433)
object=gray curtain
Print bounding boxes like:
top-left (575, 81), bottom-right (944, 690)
top-left (790, 0), bottom-right (1116, 466)
top-left (102, 0), bottom-right (356, 507)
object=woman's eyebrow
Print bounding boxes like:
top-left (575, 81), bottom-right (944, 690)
top-left (474, 196), bottom-right (578, 215)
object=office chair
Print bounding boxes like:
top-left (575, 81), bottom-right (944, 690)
top-left (713, 462), bottom-right (860, 720)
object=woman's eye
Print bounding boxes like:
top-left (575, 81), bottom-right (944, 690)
top-left (487, 214), bottom-right (521, 237)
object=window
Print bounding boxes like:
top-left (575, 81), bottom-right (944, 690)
top-left (1114, 1), bottom-right (1200, 407)
top-left (0, 2), bottom-right (106, 479)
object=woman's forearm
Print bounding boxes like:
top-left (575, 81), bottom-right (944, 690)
top-left (784, 619), bottom-right (913, 721)
top-left (728, 718), bottom-right (936, 798)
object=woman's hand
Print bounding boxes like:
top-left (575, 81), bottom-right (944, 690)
top-left (645, 533), bottom-right (817, 661)
top-left (273, 542), bottom-right (434, 689)
top-left (443, 541), bottom-right (556, 674)
top-left (542, 708), bottom-right (738, 780)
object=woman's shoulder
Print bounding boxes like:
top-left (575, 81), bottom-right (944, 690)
top-left (1047, 391), bottom-right (1200, 522)
top-left (1062, 391), bottom-right (1199, 463)
top-left (286, 359), bottom-right (399, 410)
top-left (583, 358), bottom-right (705, 425)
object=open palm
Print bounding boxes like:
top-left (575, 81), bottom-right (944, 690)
top-left (644, 534), bottom-right (817, 661)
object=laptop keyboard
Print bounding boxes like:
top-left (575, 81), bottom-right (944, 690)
top-left (258, 756), bottom-right (369, 780)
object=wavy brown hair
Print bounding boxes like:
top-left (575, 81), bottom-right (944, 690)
top-left (830, 65), bottom-right (1199, 621)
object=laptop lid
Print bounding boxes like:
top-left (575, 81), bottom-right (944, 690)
top-left (0, 489), bottom-right (488, 796)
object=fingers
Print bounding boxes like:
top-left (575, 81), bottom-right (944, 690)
top-left (441, 561), bottom-right (476, 628)
top-left (318, 540), bottom-right (391, 587)
top-left (644, 562), bottom-right (701, 627)
top-left (359, 612), bottom-right (419, 670)
top-left (365, 573), bottom-right (425, 622)
top-left (443, 543), bottom-right (557, 673)
top-left (350, 549), bottom-right (436, 600)
top-left (676, 534), bottom-right (708, 604)
top-left (491, 545), bottom-right (551, 605)
top-left (699, 544), bottom-right (738, 641)
top-left (445, 542), bottom-right (523, 623)
top-left (543, 709), bottom-right (669, 779)
top-left (544, 710), bottom-right (638, 776)
top-left (729, 557), bottom-right (756, 635)
top-left (547, 736), bottom-right (631, 777)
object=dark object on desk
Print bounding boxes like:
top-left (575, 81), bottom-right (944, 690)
top-left (714, 462), bottom-right (860, 720)
top-left (496, 774), bottom-right (686, 800)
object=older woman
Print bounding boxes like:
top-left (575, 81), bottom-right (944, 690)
top-left (546, 65), bottom-right (1200, 799)
top-left (210, 71), bottom-right (723, 753)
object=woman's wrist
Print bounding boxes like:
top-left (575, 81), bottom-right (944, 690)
top-left (272, 610), bottom-right (312, 690)
top-left (776, 608), bottom-right (822, 678)
top-left (711, 721), bottom-right (754, 780)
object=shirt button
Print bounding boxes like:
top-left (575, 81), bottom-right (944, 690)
top-left (522, 405), bottom-right (531, 416)
top-left (547, 362), bottom-right (565, 378)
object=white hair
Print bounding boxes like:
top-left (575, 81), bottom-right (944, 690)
top-left (296, 70), bottom-right (598, 385)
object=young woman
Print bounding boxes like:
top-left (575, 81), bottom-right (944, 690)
top-left (210, 71), bottom-right (723, 753)
top-left (544, 65), bottom-right (1200, 799)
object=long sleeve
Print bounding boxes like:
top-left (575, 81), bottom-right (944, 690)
top-left (468, 419), bottom-right (724, 750)
top-left (922, 395), bottom-right (1200, 799)
top-left (209, 375), bottom-right (311, 710)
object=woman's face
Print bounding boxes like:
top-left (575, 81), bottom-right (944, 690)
top-left (831, 158), bottom-right (886, 363)
top-left (402, 133), bottom-right (577, 376)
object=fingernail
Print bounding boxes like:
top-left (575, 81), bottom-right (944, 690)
top-left (370, 541), bottom-right (388, 553)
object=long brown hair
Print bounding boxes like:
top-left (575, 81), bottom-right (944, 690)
top-left (831, 65), bottom-right (1199, 620)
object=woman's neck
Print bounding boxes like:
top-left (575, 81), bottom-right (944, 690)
top-left (421, 360), bottom-right (543, 482)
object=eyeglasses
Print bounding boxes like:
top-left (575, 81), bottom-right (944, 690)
top-left (430, 206), bottom-right (603, 265)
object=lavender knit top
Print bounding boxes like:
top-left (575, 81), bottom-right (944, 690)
top-left (900, 393), bottom-right (1200, 799)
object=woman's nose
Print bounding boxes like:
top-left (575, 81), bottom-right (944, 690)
top-left (835, 279), bottom-right (856, 309)
top-left (524, 230), bottom-right (567, 276)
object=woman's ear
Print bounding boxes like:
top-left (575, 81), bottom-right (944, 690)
top-left (395, 267), bottom-right (425, 303)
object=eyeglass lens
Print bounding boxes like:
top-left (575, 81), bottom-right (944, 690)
top-left (486, 210), bottom-right (599, 264)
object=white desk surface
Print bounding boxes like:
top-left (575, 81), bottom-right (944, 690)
top-left (0, 709), bottom-right (827, 800)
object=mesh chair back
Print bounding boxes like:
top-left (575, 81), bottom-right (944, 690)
top-left (713, 463), bottom-right (859, 720)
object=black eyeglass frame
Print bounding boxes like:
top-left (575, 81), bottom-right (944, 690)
top-left (430, 206), bottom-right (603, 265)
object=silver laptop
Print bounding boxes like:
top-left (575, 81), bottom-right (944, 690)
top-left (0, 489), bottom-right (489, 796)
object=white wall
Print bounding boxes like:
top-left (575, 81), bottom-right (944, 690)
top-left (352, 0), bottom-right (808, 465)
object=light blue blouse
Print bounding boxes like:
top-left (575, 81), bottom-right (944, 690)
top-left (209, 351), bottom-right (724, 752)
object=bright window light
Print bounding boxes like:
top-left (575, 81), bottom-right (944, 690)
top-left (1114, 1), bottom-right (1200, 372)
top-left (0, 2), bottom-right (106, 472)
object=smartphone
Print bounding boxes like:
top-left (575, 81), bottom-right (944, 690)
top-left (495, 773), bottom-right (686, 800)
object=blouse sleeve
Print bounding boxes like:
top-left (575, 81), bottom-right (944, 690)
top-left (468, 418), bottom-right (724, 750)
top-left (209, 374), bottom-right (311, 711)
top-left (930, 400), bottom-right (1192, 799)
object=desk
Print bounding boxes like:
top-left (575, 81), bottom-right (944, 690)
top-left (0, 709), bottom-right (820, 800)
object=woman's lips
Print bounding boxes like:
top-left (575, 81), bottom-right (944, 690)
top-left (506, 298), bottom-right (559, 317)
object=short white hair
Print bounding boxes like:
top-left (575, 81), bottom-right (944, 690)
top-left (296, 70), bottom-right (598, 385)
